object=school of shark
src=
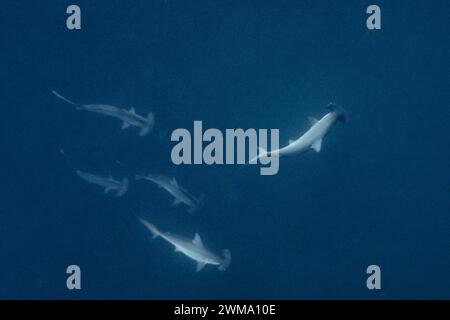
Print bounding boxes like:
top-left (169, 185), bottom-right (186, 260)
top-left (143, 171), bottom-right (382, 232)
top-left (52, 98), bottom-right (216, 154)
top-left (51, 89), bottom-right (346, 272)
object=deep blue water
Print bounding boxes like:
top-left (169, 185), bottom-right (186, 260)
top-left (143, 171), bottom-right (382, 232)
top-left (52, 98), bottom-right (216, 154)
top-left (1, 0), bottom-right (450, 299)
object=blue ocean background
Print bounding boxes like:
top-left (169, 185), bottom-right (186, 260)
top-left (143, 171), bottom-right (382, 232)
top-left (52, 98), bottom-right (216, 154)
top-left (1, 0), bottom-right (450, 299)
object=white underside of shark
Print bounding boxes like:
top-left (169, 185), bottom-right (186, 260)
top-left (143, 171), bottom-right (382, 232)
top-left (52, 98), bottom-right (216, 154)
top-left (250, 103), bottom-right (346, 163)
top-left (138, 217), bottom-right (231, 271)
top-left (76, 170), bottom-right (129, 196)
top-left (51, 90), bottom-right (155, 136)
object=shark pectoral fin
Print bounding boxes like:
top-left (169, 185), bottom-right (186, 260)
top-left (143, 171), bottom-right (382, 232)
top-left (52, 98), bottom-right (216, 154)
top-left (307, 116), bottom-right (319, 126)
top-left (170, 178), bottom-right (179, 188)
top-left (104, 187), bottom-right (113, 194)
top-left (116, 178), bottom-right (129, 197)
top-left (121, 121), bottom-right (131, 130)
top-left (139, 113), bottom-right (154, 136)
top-left (171, 198), bottom-right (182, 207)
top-left (187, 207), bottom-right (196, 214)
top-left (249, 147), bottom-right (267, 164)
top-left (174, 246), bottom-right (180, 252)
top-left (187, 197), bottom-right (203, 213)
top-left (311, 139), bottom-right (322, 152)
top-left (192, 233), bottom-right (204, 248)
top-left (196, 261), bottom-right (206, 272)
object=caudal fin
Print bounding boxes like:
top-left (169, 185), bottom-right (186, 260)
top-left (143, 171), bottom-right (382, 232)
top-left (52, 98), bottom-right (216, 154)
top-left (327, 102), bottom-right (347, 124)
top-left (116, 177), bottom-right (129, 197)
top-left (139, 112), bottom-right (155, 136)
top-left (137, 217), bottom-right (160, 239)
top-left (51, 90), bottom-right (77, 106)
top-left (218, 249), bottom-right (231, 271)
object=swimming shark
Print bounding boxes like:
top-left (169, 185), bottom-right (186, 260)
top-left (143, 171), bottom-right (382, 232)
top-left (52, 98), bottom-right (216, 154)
top-left (135, 174), bottom-right (204, 213)
top-left (137, 217), bottom-right (231, 272)
top-left (76, 170), bottom-right (129, 196)
top-left (250, 103), bottom-right (347, 162)
top-left (51, 90), bottom-right (155, 136)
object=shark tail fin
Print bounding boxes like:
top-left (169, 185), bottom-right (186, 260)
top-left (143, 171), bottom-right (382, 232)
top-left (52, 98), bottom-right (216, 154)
top-left (218, 249), bottom-right (231, 271)
top-left (116, 177), bottom-right (129, 197)
top-left (139, 112), bottom-right (155, 136)
top-left (51, 90), bottom-right (77, 106)
top-left (327, 102), bottom-right (347, 124)
top-left (137, 217), bottom-right (160, 239)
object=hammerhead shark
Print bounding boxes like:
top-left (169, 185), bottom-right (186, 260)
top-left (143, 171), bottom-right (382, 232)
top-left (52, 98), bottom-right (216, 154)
top-left (138, 217), bottom-right (231, 272)
top-left (76, 170), bottom-right (129, 196)
top-left (250, 103), bottom-right (347, 162)
top-left (135, 174), bottom-right (204, 213)
top-left (51, 90), bottom-right (155, 136)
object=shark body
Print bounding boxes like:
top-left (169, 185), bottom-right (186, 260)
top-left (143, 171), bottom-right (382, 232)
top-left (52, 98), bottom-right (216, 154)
top-left (138, 217), bottom-right (231, 272)
top-left (135, 174), bottom-right (204, 213)
top-left (76, 170), bottom-right (129, 196)
top-left (251, 103), bottom-right (347, 162)
top-left (51, 90), bottom-right (154, 136)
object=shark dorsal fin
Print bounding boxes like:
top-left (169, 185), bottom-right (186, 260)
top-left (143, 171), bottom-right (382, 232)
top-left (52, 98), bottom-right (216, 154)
top-left (288, 139), bottom-right (295, 145)
top-left (171, 178), bottom-right (179, 188)
top-left (311, 138), bottom-right (322, 152)
top-left (308, 116), bottom-right (319, 126)
top-left (129, 107), bottom-right (136, 114)
top-left (192, 233), bottom-right (204, 248)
